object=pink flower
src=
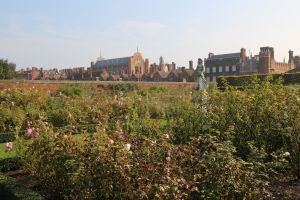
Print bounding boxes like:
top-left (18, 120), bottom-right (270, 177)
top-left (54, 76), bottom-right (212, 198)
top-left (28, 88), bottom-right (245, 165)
top-left (108, 139), bottom-right (115, 145)
top-left (34, 131), bottom-right (40, 139)
top-left (24, 128), bottom-right (33, 138)
top-left (124, 143), bottom-right (131, 151)
top-left (4, 142), bottom-right (13, 151)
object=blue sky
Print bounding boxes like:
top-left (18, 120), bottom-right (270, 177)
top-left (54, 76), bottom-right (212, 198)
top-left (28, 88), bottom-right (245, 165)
top-left (0, 0), bottom-right (300, 69)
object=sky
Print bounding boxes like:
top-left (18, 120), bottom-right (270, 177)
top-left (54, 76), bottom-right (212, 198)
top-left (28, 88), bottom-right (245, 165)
top-left (0, 0), bottom-right (300, 69)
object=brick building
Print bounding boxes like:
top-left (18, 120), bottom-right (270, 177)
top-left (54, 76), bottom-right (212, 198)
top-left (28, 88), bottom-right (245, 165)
top-left (91, 51), bottom-right (146, 80)
top-left (205, 47), bottom-right (296, 82)
top-left (205, 48), bottom-right (248, 82)
top-left (258, 47), bottom-right (294, 74)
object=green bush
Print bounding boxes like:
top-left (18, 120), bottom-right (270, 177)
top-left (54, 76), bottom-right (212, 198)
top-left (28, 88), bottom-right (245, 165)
top-left (18, 132), bottom-right (268, 199)
top-left (57, 86), bottom-right (85, 97)
top-left (0, 158), bottom-right (21, 172)
top-left (0, 133), bottom-right (16, 143)
top-left (0, 173), bottom-right (44, 200)
top-left (217, 72), bottom-right (300, 87)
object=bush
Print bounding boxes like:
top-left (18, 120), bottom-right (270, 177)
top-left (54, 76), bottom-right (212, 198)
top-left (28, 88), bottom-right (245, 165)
top-left (0, 173), bottom-right (44, 200)
top-left (57, 86), bottom-right (85, 97)
top-left (0, 133), bottom-right (16, 143)
top-left (18, 132), bottom-right (269, 199)
top-left (217, 72), bottom-right (300, 87)
top-left (0, 158), bottom-right (21, 172)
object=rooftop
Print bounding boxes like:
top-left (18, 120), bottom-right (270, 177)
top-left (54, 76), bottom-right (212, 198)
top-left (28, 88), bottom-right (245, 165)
top-left (207, 53), bottom-right (240, 61)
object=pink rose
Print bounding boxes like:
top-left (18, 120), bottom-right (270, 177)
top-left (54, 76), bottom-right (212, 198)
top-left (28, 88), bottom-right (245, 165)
top-left (24, 128), bottom-right (33, 138)
top-left (108, 139), bottom-right (115, 145)
top-left (4, 142), bottom-right (13, 151)
top-left (34, 131), bottom-right (40, 139)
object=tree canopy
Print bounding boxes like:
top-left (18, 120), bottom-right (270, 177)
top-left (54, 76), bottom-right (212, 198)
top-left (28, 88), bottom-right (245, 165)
top-left (0, 59), bottom-right (16, 79)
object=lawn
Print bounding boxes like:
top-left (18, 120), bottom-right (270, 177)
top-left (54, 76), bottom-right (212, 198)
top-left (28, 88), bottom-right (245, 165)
top-left (0, 142), bottom-right (17, 159)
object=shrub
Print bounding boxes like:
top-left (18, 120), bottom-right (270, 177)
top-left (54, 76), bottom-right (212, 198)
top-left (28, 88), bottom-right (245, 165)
top-left (57, 86), bottom-right (85, 97)
top-left (17, 132), bottom-right (269, 199)
top-left (0, 173), bottom-right (44, 200)
top-left (0, 133), bottom-right (16, 143)
top-left (0, 157), bottom-right (21, 172)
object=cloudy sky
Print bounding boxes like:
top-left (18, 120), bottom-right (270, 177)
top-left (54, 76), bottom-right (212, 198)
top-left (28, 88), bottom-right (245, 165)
top-left (0, 0), bottom-right (300, 69)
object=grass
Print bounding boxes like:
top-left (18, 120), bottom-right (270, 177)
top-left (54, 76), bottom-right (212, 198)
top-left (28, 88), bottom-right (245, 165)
top-left (0, 143), bottom-right (17, 159)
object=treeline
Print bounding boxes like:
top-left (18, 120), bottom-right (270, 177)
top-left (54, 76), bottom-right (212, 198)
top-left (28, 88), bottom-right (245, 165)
top-left (0, 59), bottom-right (16, 79)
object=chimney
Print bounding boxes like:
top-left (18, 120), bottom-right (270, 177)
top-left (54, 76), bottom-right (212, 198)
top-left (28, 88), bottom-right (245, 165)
top-left (240, 48), bottom-right (246, 62)
top-left (289, 50), bottom-right (294, 64)
top-left (189, 60), bottom-right (193, 69)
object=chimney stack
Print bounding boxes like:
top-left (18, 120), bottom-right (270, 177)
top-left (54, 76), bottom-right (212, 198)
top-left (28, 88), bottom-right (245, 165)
top-left (289, 50), bottom-right (294, 64)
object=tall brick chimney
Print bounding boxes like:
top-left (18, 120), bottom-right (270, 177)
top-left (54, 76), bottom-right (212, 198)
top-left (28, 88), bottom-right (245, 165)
top-left (189, 60), bottom-right (193, 70)
top-left (289, 50), bottom-right (294, 64)
top-left (240, 48), bottom-right (246, 63)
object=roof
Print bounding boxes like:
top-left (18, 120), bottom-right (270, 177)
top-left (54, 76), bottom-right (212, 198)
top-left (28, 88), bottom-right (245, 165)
top-left (154, 71), bottom-right (169, 78)
top-left (96, 57), bottom-right (130, 67)
top-left (207, 53), bottom-right (240, 61)
top-left (288, 67), bottom-right (300, 73)
top-left (184, 69), bottom-right (195, 77)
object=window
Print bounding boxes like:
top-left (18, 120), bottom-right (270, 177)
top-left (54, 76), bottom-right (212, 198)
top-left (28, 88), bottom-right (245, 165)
top-left (206, 68), bottom-right (210, 73)
top-left (212, 76), bottom-right (217, 82)
top-left (219, 66), bottom-right (223, 73)
top-left (206, 76), bottom-right (210, 82)
top-left (232, 65), bottom-right (237, 71)
top-left (212, 67), bottom-right (216, 73)
top-left (225, 66), bottom-right (230, 72)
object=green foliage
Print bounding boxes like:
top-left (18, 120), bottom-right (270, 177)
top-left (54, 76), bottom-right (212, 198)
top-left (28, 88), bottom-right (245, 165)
top-left (18, 132), bottom-right (268, 199)
top-left (57, 86), bottom-right (85, 97)
top-left (217, 72), bottom-right (300, 87)
top-left (0, 134), bottom-right (16, 143)
top-left (0, 59), bottom-right (16, 79)
top-left (0, 173), bottom-right (44, 200)
top-left (0, 158), bottom-right (21, 172)
top-left (1, 81), bottom-right (300, 198)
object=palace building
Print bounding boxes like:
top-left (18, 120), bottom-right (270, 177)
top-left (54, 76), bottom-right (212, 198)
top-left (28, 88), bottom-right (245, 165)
top-left (91, 51), bottom-right (146, 80)
top-left (205, 47), bottom-right (296, 82)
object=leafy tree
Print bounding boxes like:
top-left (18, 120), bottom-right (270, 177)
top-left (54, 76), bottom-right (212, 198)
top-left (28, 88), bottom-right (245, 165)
top-left (0, 59), bottom-right (16, 79)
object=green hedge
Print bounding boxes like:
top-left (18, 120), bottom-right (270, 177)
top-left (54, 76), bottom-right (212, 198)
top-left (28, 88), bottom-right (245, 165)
top-left (0, 173), bottom-right (44, 200)
top-left (0, 158), bottom-right (21, 172)
top-left (217, 72), bottom-right (300, 87)
top-left (0, 133), bottom-right (16, 143)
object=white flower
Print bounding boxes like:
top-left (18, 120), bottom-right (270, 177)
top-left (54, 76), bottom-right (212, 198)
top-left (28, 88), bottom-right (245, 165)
top-left (283, 152), bottom-right (290, 157)
top-left (164, 134), bottom-right (170, 139)
top-left (166, 157), bottom-right (171, 162)
top-left (124, 143), bottom-right (131, 151)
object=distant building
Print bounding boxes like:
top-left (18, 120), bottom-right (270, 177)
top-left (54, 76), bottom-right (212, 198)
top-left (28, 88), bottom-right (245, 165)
top-left (205, 47), bottom-right (295, 82)
top-left (258, 47), bottom-right (294, 74)
top-left (91, 51), bottom-right (146, 80)
top-left (205, 48), bottom-right (248, 82)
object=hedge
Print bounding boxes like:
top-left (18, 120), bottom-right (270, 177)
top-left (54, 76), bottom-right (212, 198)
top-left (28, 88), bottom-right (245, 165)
top-left (0, 133), bottom-right (16, 143)
top-left (0, 173), bottom-right (44, 200)
top-left (217, 72), bottom-right (300, 87)
top-left (0, 157), bottom-right (21, 172)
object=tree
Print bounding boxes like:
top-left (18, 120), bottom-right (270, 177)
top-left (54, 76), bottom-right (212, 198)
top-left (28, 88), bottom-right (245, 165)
top-left (0, 59), bottom-right (16, 79)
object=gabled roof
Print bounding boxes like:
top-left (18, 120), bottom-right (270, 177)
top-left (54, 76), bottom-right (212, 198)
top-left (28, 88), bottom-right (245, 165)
top-left (96, 57), bottom-right (130, 67)
top-left (184, 69), bottom-right (195, 77)
top-left (154, 71), bottom-right (169, 78)
top-left (207, 53), bottom-right (240, 61)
